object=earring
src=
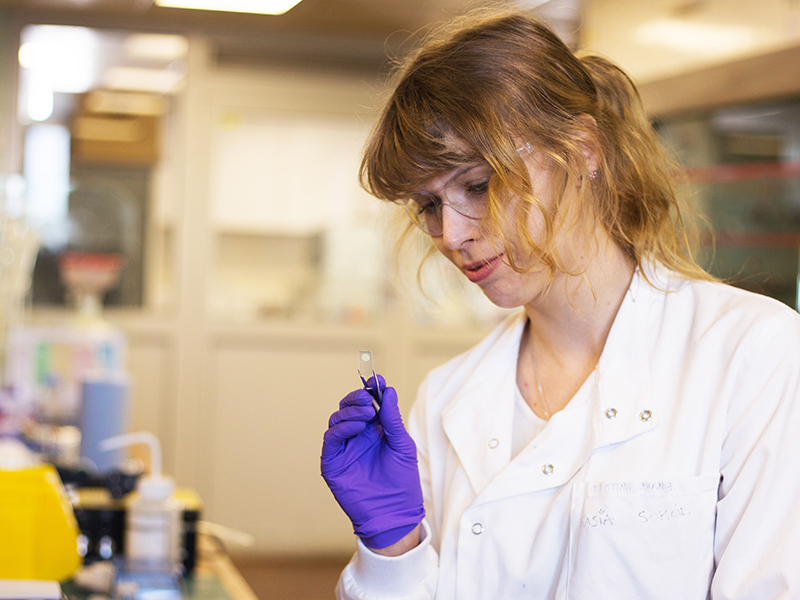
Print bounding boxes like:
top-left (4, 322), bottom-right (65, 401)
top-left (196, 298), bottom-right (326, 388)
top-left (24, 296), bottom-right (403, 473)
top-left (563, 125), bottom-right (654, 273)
top-left (589, 169), bottom-right (599, 180)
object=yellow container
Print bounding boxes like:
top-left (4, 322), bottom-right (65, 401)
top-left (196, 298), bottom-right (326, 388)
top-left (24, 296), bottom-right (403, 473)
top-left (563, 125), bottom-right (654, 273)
top-left (0, 464), bottom-right (81, 580)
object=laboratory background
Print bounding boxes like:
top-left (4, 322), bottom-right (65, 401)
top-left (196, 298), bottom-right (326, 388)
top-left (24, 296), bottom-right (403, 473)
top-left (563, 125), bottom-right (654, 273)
top-left (0, 0), bottom-right (799, 597)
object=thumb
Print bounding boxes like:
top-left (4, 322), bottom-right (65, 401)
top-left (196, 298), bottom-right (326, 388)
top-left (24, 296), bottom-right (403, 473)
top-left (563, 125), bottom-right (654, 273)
top-left (378, 387), bottom-right (412, 449)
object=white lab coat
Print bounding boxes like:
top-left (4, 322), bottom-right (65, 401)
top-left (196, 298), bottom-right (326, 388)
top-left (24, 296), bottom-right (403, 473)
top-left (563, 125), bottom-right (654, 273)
top-left (337, 267), bottom-right (800, 599)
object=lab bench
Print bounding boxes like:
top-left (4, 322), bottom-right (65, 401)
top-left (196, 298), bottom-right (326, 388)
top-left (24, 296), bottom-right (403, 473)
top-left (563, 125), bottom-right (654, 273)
top-left (62, 534), bottom-right (257, 600)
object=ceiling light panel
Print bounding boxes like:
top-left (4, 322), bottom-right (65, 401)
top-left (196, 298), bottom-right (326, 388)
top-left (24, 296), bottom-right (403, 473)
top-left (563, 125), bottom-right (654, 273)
top-left (635, 19), bottom-right (755, 56)
top-left (102, 66), bottom-right (187, 94)
top-left (154, 0), bottom-right (303, 16)
top-left (123, 33), bottom-right (188, 62)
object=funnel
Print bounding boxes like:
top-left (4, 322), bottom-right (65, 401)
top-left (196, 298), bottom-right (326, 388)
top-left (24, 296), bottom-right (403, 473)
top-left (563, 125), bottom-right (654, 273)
top-left (58, 252), bottom-right (123, 317)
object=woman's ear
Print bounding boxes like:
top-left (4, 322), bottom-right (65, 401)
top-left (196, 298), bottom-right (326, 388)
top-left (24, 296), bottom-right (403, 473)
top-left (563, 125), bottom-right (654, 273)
top-left (575, 114), bottom-right (599, 174)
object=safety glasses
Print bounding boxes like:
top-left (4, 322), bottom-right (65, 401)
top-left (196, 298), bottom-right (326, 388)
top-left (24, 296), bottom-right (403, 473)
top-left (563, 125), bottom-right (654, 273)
top-left (403, 143), bottom-right (533, 237)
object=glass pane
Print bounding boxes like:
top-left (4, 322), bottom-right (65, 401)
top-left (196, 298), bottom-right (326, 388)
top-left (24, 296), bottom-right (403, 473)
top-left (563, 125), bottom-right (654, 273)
top-left (657, 99), bottom-right (800, 310)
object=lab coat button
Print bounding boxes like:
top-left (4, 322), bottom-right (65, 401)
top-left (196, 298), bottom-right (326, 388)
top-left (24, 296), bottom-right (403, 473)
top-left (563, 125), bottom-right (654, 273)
top-left (542, 463), bottom-right (554, 475)
top-left (604, 408), bottom-right (618, 419)
top-left (639, 409), bottom-right (653, 421)
top-left (471, 523), bottom-right (483, 535)
top-left (488, 438), bottom-right (499, 449)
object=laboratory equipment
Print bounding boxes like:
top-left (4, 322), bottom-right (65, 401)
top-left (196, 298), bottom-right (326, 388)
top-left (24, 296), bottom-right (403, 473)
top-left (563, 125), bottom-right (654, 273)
top-left (358, 350), bottom-right (382, 412)
top-left (100, 432), bottom-right (183, 573)
top-left (79, 375), bottom-right (130, 473)
top-left (0, 580), bottom-right (61, 600)
top-left (71, 486), bottom-right (201, 573)
top-left (58, 252), bottom-right (123, 320)
top-left (0, 438), bottom-right (81, 581)
top-left (114, 563), bottom-right (182, 600)
top-left (0, 214), bottom-right (39, 384)
top-left (5, 282), bottom-right (128, 470)
top-left (5, 325), bottom-right (127, 428)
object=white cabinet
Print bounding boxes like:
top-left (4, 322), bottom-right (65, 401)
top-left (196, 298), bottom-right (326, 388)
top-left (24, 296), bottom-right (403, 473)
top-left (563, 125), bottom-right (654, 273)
top-left (210, 112), bottom-right (373, 235)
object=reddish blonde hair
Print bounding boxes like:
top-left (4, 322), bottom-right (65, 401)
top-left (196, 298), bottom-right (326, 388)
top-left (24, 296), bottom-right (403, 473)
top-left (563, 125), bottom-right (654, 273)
top-left (360, 8), bottom-right (711, 284)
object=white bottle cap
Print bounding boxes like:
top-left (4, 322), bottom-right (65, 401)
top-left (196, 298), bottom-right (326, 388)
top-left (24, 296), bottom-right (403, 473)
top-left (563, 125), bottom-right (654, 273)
top-left (138, 474), bottom-right (175, 502)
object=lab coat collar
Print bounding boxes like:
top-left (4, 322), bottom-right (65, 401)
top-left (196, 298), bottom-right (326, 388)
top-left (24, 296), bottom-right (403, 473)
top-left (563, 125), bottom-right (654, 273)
top-left (441, 268), bottom-right (661, 500)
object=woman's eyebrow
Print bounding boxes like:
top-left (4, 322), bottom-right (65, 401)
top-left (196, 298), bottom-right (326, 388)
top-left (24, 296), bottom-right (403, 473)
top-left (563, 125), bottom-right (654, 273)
top-left (413, 163), bottom-right (488, 194)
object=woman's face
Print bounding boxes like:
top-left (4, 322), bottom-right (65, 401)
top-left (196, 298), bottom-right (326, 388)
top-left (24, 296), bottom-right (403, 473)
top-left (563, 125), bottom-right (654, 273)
top-left (424, 149), bottom-right (583, 309)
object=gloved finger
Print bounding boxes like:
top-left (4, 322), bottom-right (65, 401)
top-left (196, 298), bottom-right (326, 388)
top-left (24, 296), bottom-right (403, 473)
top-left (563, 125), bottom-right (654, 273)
top-left (339, 388), bottom-right (375, 409)
top-left (365, 374), bottom-right (387, 392)
top-left (377, 386), bottom-right (415, 452)
top-left (328, 405), bottom-right (375, 428)
top-left (322, 420), bottom-right (368, 453)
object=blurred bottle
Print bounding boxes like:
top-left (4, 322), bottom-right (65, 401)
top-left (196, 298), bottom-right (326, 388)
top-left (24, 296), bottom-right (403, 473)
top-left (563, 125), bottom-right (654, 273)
top-left (101, 432), bottom-right (182, 572)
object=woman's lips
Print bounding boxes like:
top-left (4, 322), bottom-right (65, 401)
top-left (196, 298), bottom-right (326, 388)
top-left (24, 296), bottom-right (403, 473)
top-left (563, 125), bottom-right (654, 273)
top-left (463, 255), bottom-right (503, 283)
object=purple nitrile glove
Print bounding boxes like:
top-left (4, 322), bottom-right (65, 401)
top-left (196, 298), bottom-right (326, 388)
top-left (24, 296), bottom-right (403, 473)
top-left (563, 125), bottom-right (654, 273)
top-left (321, 375), bottom-right (425, 549)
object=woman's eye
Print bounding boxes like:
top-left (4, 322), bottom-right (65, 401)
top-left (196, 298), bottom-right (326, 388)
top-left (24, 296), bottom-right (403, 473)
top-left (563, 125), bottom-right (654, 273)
top-left (464, 179), bottom-right (490, 196)
top-left (412, 196), bottom-right (439, 214)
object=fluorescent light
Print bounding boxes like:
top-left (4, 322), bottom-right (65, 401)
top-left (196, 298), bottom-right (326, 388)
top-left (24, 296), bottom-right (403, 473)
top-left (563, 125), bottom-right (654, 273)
top-left (154, 0), bottom-right (303, 15)
top-left (19, 26), bottom-right (97, 94)
top-left (18, 42), bottom-right (46, 69)
top-left (124, 33), bottom-right (188, 61)
top-left (102, 65), bottom-right (187, 94)
top-left (84, 91), bottom-right (166, 116)
top-left (24, 124), bottom-right (71, 248)
top-left (635, 19), bottom-right (754, 57)
top-left (27, 78), bottom-right (54, 121)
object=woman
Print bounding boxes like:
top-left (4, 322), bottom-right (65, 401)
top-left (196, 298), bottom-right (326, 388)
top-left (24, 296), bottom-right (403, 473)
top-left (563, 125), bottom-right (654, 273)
top-left (321, 8), bottom-right (800, 599)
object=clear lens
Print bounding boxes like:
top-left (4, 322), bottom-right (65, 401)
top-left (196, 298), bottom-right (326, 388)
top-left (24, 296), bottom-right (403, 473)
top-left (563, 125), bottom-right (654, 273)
top-left (404, 163), bottom-right (493, 236)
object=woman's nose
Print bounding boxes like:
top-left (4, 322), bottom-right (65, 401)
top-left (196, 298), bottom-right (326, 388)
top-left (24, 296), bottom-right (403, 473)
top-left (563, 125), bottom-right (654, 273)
top-left (440, 204), bottom-right (479, 250)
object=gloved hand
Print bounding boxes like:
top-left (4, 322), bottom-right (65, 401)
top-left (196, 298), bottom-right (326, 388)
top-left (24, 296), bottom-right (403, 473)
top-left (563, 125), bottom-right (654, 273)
top-left (321, 375), bottom-right (425, 549)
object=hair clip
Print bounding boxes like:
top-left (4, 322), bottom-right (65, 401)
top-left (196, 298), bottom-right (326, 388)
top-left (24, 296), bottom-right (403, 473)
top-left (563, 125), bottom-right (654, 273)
top-left (518, 142), bottom-right (534, 155)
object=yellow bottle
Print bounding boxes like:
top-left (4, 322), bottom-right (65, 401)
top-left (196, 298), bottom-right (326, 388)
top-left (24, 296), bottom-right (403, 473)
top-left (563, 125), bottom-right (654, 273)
top-left (0, 440), bottom-right (81, 581)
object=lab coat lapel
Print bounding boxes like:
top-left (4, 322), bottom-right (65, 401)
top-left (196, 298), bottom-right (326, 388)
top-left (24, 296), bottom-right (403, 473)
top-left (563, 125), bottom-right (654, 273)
top-left (472, 270), bottom-right (661, 505)
top-left (592, 267), bottom-right (658, 447)
top-left (441, 314), bottom-right (526, 496)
